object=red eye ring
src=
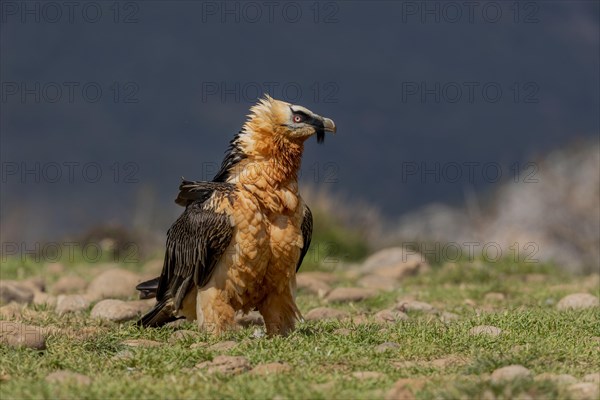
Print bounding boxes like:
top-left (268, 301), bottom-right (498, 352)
top-left (293, 115), bottom-right (302, 123)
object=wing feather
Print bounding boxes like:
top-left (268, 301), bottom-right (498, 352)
top-left (139, 180), bottom-right (235, 327)
top-left (157, 194), bottom-right (234, 310)
top-left (296, 205), bottom-right (313, 272)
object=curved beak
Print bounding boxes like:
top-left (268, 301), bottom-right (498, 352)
top-left (323, 117), bottom-right (336, 134)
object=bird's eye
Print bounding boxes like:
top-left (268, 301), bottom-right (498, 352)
top-left (293, 114), bottom-right (303, 123)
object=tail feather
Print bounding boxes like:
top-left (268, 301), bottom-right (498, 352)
top-left (136, 277), bottom-right (160, 300)
top-left (137, 298), bottom-right (181, 327)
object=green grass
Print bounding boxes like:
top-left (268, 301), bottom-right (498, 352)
top-left (1, 259), bottom-right (599, 399)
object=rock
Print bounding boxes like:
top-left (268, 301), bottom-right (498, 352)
top-left (567, 382), bottom-right (600, 400)
top-left (33, 292), bottom-right (56, 307)
top-left (534, 373), bottom-right (577, 385)
top-left (250, 362), bottom-right (292, 375)
top-left (557, 293), bottom-right (599, 310)
top-left (86, 269), bottom-right (141, 300)
top-left (196, 355), bottom-right (250, 375)
top-left (0, 303), bottom-right (23, 319)
top-left (304, 307), bottom-right (349, 321)
top-left (52, 276), bottom-right (87, 294)
top-left (169, 330), bottom-right (201, 343)
top-left (374, 309), bottom-right (408, 324)
top-left (396, 300), bottom-right (436, 314)
top-left (484, 292), bottom-right (506, 302)
top-left (326, 287), bottom-right (378, 303)
top-left (345, 314), bottom-right (369, 325)
top-left (490, 365), bottom-right (532, 383)
top-left (440, 312), bottom-right (460, 323)
top-left (582, 373), bottom-right (600, 383)
top-left (90, 299), bottom-right (142, 322)
top-left (121, 339), bottom-right (162, 347)
top-left (208, 340), bottom-right (237, 352)
top-left (23, 277), bottom-right (45, 292)
top-left (45, 371), bottom-right (92, 385)
top-left (361, 247), bottom-right (428, 280)
top-left (190, 342), bottom-right (209, 350)
top-left (296, 271), bottom-right (338, 284)
top-left (296, 274), bottom-right (331, 297)
top-left (55, 295), bottom-right (90, 315)
top-left (358, 275), bottom-right (398, 291)
top-left (333, 328), bottom-right (352, 336)
top-left (351, 371), bottom-right (385, 380)
top-left (125, 299), bottom-right (154, 314)
top-left (385, 378), bottom-right (425, 400)
top-left (0, 321), bottom-right (46, 350)
top-left (0, 281), bottom-right (34, 304)
top-left (235, 311), bottom-right (264, 328)
top-left (469, 325), bottom-right (503, 337)
top-left (375, 342), bottom-right (400, 353)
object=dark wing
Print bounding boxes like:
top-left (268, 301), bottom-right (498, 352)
top-left (136, 179), bottom-right (233, 301)
top-left (139, 186), bottom-right (234, 327)
top-left (296, 205), bottom-right (313, 272)
top-left (136, 277), bottom-right (160, 299)
top-left (175, 179), bottom-right (232, 207)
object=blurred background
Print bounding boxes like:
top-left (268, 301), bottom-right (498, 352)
top-left (1, 1), bottom-right (598, 273)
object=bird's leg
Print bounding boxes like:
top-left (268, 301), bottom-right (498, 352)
top-left (196, 286), bottom-right (236, 335)
top-left (258, 289), bottom-right (300, 336)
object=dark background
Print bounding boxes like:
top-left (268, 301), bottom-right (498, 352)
top-left (1, 0), bottom-right (598, 244)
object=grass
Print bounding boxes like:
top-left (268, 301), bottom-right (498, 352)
top-left (1, 258), bottom-right (599, 399)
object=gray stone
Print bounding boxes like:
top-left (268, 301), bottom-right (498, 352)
top-left (87, 269), bottom-right (141, 300)
top-left (52, 276), bottom-right (87, 295)
top-left (0, 321), bottom-right (46, 350)
top-left (397, 300), bottom-right (436, 313)
top-left (374, 309), bottom-right (408, 324)
top-left (557, 293), bottom-right (599, 310)
top-left (490, 365), bottom-right (531, 383)
top-left (296, 274), bottom-right (331, 297)
top-left (55, 295), bottom-right (90, 315)
top-left (304, 307), bottom-right (349, 321)
top-left (567, 382), bottom-right (600, 400)
top-left (195, 355), bottom-right (250, 375)
top-left (208, 340), bottom-right (237, 352)
top-left (0, 281), bottom-right (34, 304)
top-left (90, 299), bottom-right (141, 322)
